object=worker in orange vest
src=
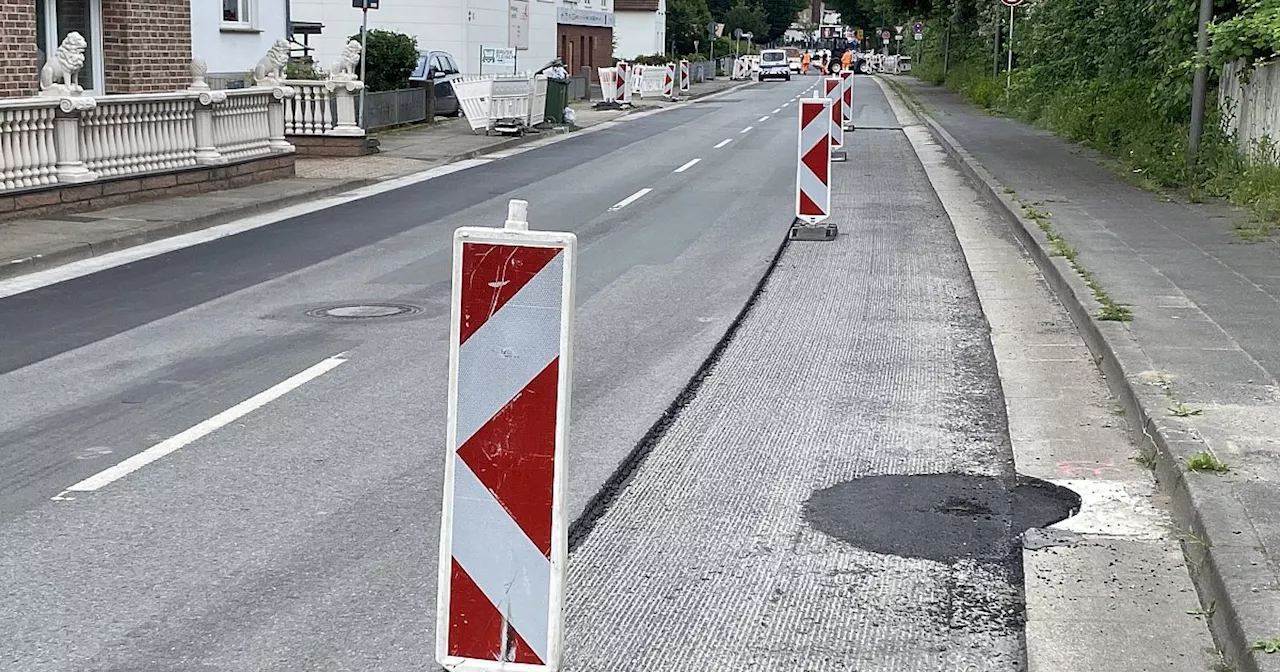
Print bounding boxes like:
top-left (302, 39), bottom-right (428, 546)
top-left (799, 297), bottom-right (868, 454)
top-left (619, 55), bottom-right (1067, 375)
top-left (801, 51), bottom-right (812, 74)
top-left (841, 48), bottom-right (853, 73)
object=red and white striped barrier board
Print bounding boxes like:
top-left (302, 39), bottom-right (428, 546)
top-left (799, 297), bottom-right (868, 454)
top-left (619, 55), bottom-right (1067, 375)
top-left (840, 69), bottom-right (854, 130)
top-left (679, 59), bottom-right (690, 92)
top-left (824, 76), bottom-right (844, 152)
top-left (436, 199), bottom-right (576, 672)
top-left (615, 61), bottom-right (631, 105)
top-left (664, 62), bottom-right (677, 100)
top-left (796, 97), bottom-right (831, 226)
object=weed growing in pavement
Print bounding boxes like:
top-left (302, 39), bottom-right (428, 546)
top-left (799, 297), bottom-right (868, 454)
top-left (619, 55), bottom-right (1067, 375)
top-left (1131, 452), bottom-right (1157, 469)
top-left (1234, 221), bottom-right (1275, 243)
top-left (1169, 401), bottom-right (1204, 417)
top-left (1186, 450), bottom-right (1230, 473)
top-left (1175, 526), bottom-right (1212, 548)
top-left (1251, 638), bottom-right (1280, 654)
top-left (1187, 600), bottom-right (1217, 620)
top-left (1017, 200), bottom-right (1134, 322)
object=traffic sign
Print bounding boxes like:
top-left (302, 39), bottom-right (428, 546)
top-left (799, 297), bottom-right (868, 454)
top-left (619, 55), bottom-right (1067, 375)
top-left (895, 25), bottom-right (904, 33)
top-left (880, 29), bottom-right (890, 39)
top-left (914, 33), bottom-right (922, 40)
top-left (436, 199), bottom-right (576, 672)
top-left (913, 21), bottom-right (923, 34)
top-left (856, 28), bottom-right (864, 42)
top-left (1001, 0), bottom-right (1025, 6)
top-left (351, 0), bottom-right (378, 8)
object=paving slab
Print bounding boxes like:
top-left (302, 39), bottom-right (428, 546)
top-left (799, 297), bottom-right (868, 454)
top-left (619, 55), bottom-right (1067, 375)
top-left (880, 74), bottom-right (1280, 672)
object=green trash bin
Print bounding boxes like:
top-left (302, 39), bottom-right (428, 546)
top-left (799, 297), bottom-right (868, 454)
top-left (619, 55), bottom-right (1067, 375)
top-left (544, 78), bottom-right (571, 124)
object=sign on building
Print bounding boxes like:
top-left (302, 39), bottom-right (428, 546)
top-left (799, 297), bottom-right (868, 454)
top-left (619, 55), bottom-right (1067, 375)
top-left (509, 0), bottom-right (530, 50)
top-left (482, 47), bottom-right (517, 66)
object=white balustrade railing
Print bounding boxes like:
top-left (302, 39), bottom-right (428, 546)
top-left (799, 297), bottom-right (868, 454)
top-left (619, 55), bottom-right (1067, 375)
top-left (213, 89), bottom-right (274, 160)
top-left (282, 79), bottom-right (364, 137)
top-left (0, 99), bottom-right (59, 191)
top-left (0, 85), bottom-right (296, 196)
top-left (81, 93), bottom-right (198, 178)
top-left (285, 80), bottom-right (335, 134)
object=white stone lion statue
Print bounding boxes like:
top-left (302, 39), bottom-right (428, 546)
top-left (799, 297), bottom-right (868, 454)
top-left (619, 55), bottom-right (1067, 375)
top-left (253, 39), bottom-right (291, 86)
top-left (40, 31), bottom-right (87, 96)
top-left (328, 40), bottom-right (362, 81)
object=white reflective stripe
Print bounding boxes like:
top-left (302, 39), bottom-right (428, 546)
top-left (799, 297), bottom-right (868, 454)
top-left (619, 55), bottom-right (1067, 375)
top-left (452, 454), bottom-right (552, 662)
top-left (455, 252), bottom-right (564, 449)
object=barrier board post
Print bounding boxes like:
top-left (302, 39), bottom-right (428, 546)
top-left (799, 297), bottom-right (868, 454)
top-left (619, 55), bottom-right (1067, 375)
top-left (840, 69), bottom-right (855, 131)
top-left (679, 60), bottom-right (691, 92)
top-left (436, 199), bottom-right (577, 672)
top-left (791, 97), bottom-right (836, 241)
top-left (663, 62), bottom-right (678, 100)
top-left (824, 76), bottom-right (847, 162)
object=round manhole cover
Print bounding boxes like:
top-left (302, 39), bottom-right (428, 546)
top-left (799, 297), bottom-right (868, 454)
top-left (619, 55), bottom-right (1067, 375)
top-left (306, 303), bottom-right (422, 320)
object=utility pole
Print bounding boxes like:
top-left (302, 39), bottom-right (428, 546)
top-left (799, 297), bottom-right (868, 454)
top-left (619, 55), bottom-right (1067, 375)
top-left (1187, 0), bottom-right (1214, 168)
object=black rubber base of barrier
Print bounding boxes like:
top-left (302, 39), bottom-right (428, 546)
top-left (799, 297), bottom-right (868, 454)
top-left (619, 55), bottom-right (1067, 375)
top-left (789, 221), bottom-right (838, 241)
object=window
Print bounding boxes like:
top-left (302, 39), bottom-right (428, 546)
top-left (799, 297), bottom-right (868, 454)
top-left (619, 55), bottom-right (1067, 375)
top-left (222, 0), bottom-right (252, 26)
top-left (36, 0), bottom-right (103, 93)
top-left (430, 54), bottom-right (448, 75)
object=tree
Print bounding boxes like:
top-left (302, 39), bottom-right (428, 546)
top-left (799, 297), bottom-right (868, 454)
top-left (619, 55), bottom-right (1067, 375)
top-left (347, 29), bottom-right (418, 92)
top-left (667, 0), bottom-right (714, 54)
top-left (761, 0), bottom-right (809, 42)
top-left (724, 0), bottom-right (769, 39)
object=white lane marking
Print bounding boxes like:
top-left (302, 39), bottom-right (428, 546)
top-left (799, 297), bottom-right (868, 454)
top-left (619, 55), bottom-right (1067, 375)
top-left (713, 138), bottom-right (732, 149)
top-left (608, 188), bottom-right (652, 211)
top-left (772, 108), bottom-right (781, 114)
top-left (758, 115), bottom-right (770, 122)
top-left (53, 353), bottom-right (349, 498)
top-left (673, 158), bottom-right (702, 173)
top-left (740, 126), bottom-right (753, 133)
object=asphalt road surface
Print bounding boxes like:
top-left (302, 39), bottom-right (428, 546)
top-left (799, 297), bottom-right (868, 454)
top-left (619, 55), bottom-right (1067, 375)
top-left (1, 77), bottom-right (1024, 671)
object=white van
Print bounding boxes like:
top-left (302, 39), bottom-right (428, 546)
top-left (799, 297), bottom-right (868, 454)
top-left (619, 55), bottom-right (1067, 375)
top-left (758, 49), bottom-right (791, 81)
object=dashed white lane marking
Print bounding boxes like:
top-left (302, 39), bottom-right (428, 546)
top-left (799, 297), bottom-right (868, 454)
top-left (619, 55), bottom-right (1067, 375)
top-left (609, 188), bottom-right (652, 211)
top-left (714, 139), bottom-right (733, 149)
top-left (740, 126), bottom-right (753, 133)
top-left (674, 158), bottom-right (702, 173)
top-left (53, 353), bottom-right (349, 499)
top-left (758, 116), bottom-right (770, 122)
top-left (772, 108), bottom-right (782, 114)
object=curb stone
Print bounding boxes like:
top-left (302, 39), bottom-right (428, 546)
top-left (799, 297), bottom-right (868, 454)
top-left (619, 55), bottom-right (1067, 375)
top-left (880, 76), bottom-right (1277, 672)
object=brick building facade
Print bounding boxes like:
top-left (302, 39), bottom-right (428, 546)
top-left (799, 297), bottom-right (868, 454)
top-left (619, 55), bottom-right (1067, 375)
top-left (0, 0), bottom-right (192, 98)
top-left (556, 6), bottom-right (614, 83)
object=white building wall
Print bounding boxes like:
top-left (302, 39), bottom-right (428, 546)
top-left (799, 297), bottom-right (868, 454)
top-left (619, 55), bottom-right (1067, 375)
top-left (612, 4), bottom-right (663, 59)
top-left (191, 0), bottom-right (289, 76)
top-left (289, 0), bottom-right (558, 78)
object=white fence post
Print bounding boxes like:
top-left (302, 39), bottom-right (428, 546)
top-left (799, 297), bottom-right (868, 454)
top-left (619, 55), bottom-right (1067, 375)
top-left (267, 85), bottom-right (296, 151)
top-left (328, 81), bottom-right (365, 136)
top-left (54, 97), bottom-right (97, 183)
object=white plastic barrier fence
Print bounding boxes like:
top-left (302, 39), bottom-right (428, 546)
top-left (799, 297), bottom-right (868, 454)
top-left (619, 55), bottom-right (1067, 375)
top-left (639, 66), bottom-right (667, 97)
top-left (454, 76), bottom-right (495, 133)
top-left (529, 75), bottom-right (548, 126)
top-left (598, 67), bottom-right (618, 103)
top-left (630, 65), bottom-right (645, 94)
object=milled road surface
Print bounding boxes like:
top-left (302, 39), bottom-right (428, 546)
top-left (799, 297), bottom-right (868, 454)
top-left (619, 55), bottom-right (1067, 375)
top-left (0, 75), bottom-right (1209, 671)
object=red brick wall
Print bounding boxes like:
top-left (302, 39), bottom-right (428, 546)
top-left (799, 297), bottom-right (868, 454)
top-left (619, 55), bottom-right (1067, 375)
top-left (0, 0), bottom-right (38, 98)
top-left (557, 25), bottom-right (612, 83)
top-left (102, 0), bottom-right (191, 93)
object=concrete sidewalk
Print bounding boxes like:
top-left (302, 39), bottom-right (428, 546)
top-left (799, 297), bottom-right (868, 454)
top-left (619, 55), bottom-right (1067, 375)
top-left (0, 77), bottom-right (750, 281)
top-left (882, 76), bottom-right (1280, 672)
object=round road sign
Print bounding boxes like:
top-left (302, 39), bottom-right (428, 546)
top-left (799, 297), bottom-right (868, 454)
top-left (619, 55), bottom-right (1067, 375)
top-left (913, 22), bottom-right (923, 33)
top-left (1000, 0), bottom-right (1025, 6)
top-left (880, 30), bottom-right (891, 39)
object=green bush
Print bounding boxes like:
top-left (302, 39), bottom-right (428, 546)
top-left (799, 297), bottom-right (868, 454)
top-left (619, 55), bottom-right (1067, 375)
top-left (347, 29), bottom-right (418, 92)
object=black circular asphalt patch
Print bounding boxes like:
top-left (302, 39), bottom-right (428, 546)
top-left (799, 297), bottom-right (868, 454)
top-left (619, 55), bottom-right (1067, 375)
top-left (803, 473), bottom-right (1081, 565)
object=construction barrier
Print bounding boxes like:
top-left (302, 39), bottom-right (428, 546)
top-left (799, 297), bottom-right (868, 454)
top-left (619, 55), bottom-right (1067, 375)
top-left (679, 60), bottom-right (690, 93)
top-left (615, 61), bottom-right (632, 105)
top-left (436, 198), bottom-right (577, 672)
top-left (638, 66), bottom-right (667, 97)
top-left (840, 69), bottom-right (854, 131)
top-left (453, 73), bottom-right (549, 135)
top-left (792, 97), bottom-right (835, 240)
top-left (824, 76), bottom-right (845, 160)
top-left (663, 63), bottom-right (677, 100)
top-left (597, 67), bottom-right (619, 103)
